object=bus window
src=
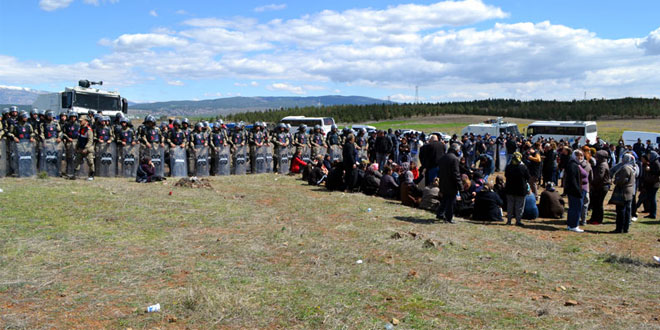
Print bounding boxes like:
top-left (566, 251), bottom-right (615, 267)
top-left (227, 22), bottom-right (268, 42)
top-left (586, 125), bottom-right (597, 133)
top-left (324, 118), bottom-right (334, 126)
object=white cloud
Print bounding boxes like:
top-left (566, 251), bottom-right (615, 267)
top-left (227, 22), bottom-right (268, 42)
top-left (39, 0), bottom-right (74, 11)
top-left (13, 2), bottom-right (660, 100)
top-left (267, 83), bottom-right (305, 94)
top-left (639, 27), bottom-right (660, 55)
top-left (149, 10), bottom-right (158, 17)
top-left (167, 80), bottom-right (184, 86)
top-left (175, 9), bottom-right (188, 15)
top-left (254, 4), bottom-right (287, 12)
top-left (105, 33), bottom-right (189, 51)
top-left (40, 0), bottom-right (118, 11)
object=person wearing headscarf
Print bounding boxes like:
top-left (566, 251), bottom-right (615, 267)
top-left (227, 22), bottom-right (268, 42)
top-left (400, 170), bottom-right (423, 207)
top-left (420, 177), bottom-right (441, 212)
top-left (579, 146), bottom-right (594, 226)
top-left (612, 153), bottom-right (635, 233)
top-left (564, 150), bottom-right (586, 232)
top-left (504, 152), bottom-right (530, 226)
top-left (588, 150), bottom-right (611, 224)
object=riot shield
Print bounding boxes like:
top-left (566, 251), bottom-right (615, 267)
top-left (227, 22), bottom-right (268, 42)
top-left (64, 142), bottom-right (89, 177)
top-left (146, 145), bottom-right (165, 177)
top-left (329, 145), bottom-right (342, 163)
top-left (95, 143), bottom-right (117, 177)
top-left (497, 144), bottom-right (507, 172)
top-left (254, 146), bottom-right (268, 174)
top-left (170, 146), bottom-right (188, 177)
top-left (357, 149), bottom-right (368, 163)
top-left (277, 146), bottom-right (289, 175)
top-left (213, 145), bottom-right (231, 176)
top-left (300, 145), bottom-right (311, 164)
top-left (15, 141), bottom-right (36, 177)
top-left (194, 146), bottom-right (210, 177)
top-left (0, 141), bottom-right (8, 177)
top-left (119, 144), bottom-right (139, 178)
top-left (265, 145), bottom-right (274, 173)
top-left (312, 146), bottom-right (327, 159)
top-left (233, 145), bottom-right (247, 175)
top-left (39, 140), bottom-right (61, 177)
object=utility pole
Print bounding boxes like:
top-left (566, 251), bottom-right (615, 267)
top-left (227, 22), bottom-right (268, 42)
top-left (415, 85), bottom-right (419, 104)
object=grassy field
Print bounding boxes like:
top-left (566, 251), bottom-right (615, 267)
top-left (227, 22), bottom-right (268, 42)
top-left (359, 115), bottom-right (660, 143)
top-left (0, 173), bottom-right (659, 329)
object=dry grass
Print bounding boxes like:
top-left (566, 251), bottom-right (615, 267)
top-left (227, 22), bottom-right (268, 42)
top-left (0, 172), bottom-right (659, 329)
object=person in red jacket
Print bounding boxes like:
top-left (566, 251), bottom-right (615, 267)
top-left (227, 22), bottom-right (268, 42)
top-left (290, 150), bottom-right (308, 174)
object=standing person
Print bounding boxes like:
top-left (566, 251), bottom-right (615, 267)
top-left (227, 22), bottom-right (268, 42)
top-left (504, 152), bottom-right (530, 227)
top-left (640, 151), bottom-right (659, 219)
top-left (542, 143), bottom-right (558, 185)
top-left (564, 150), bottom-right (587, 232)
top-left (74, 116), bottom-right (95, 181)
top-left (419, 135), bottom-right (445, 186)
top-left (249, 122), bottom-right (268, 173)
top-left (524, 143), bottom-right (542, 197)
top-left (375, 130), bottom-right (392, 170)
top-left (310, 125), bottom-right (325, 159)
top-left (612, 154), bottom-right (636, 233)
top-left (293, 124), bottom-right (310, 154)
top-left (435, 143), bottom-right (463, 224)
top-left (388, 128), bottom-right (399, 165)
top-left (342, 134), bottom-right (358, 192)
top-left (579, 146), bottom-right (594, 226)
top-left (588, 150), bottom-right (611, 224)
top-left (271, 123), bottom-right (290, 172)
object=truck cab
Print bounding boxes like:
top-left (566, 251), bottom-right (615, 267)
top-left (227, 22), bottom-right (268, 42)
top-left (32, 80), bottom-right (128, 117)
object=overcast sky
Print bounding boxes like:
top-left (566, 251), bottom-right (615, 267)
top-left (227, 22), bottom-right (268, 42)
top-left (1, 0), bottom-right (659, 102)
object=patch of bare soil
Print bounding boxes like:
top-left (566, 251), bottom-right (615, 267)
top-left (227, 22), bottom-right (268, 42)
top-left (174, 177), bottom-right (213, 189)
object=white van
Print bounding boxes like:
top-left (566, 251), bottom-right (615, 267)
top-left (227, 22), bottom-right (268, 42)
top-left (461, 117), bottom-right (520, 137)
top-left (621, 131), bottom-right (660, 148)
top-left (526, 121), bottom-right (597, 146)
top-left (279, 116), bottom-right (336, 134)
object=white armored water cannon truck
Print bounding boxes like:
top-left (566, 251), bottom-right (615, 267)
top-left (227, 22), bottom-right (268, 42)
top-left (32, 80), bottom-right (128, 117)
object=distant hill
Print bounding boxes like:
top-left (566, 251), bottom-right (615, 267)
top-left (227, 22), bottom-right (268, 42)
top-left (0, 86), bottom-right (47, 105)
top-left (131, 95), bottom-right (392, 116)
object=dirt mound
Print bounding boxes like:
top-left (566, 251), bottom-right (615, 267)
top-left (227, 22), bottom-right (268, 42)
top-left (174, 177), bottom-right (213, 189)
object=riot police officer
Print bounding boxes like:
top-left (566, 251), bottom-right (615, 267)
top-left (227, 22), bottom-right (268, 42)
top-left (95, 116), bottom-right (115, 146)
top-left (209, 120), bottom-right (229, 174)
top-left (326, 124), bottom-right (341, 148)
top-left (249, 121), bottom-right (268, 173)
top-left (116, 117), bottom-right (136, 147)
top-left (271, 123), bottom-right (290, 172)
top-left (188, 122), bottom-right (209, 175)
top-left (39, 110), bottom-right (62, 143)
top-left (310, 125), bottom-right (325, 158)
top-left (293, 124), bottom-right (310, 154)
top-left (61, 112), bottom-right (81, 176)
top-left (167, 119), bottom-right (187, 149)
top-left (139, 115), bottom-right (164, 149)
top-left (74, 116), bottom-right (95, 181)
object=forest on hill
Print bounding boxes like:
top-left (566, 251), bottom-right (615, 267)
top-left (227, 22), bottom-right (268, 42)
top-left (222, 98), bottom-right (660, 123)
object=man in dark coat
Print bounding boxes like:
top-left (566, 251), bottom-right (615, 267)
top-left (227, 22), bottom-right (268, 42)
top-left (375, 130), bottom-right (392, 170)
top-left (419, 135), bottom-right (446, 186)
top-left (588, 150), bottom-right (611, 224)
top-left (435, 143), bottom-right (462, 223)
top-left (342, 134), bottom-right (357, 191)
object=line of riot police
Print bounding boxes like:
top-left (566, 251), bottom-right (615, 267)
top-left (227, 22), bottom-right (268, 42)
top-left (0, 107), bottom-right (368, 180)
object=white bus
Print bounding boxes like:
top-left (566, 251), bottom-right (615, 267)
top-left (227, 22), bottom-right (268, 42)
top-left (279, 116), bottom-right (336, 134)
top-left (526, 121), bottom-right (597, 146)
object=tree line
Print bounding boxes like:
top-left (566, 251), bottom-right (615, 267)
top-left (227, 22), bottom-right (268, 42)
top-left (220, 98), bottom-right (660, 123)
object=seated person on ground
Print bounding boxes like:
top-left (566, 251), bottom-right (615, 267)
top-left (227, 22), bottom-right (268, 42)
top-left (472, 183), bottom-right (504, 222)
top-left (136, 156), bottom-right (166, 183)
top-left (400, 170), bottom-right (423, 207)
top-left (420, 177), bottom-right (441, 212)
top-left (361, 163), bottom-right (381, 195)
top-left (290, 150), bottom-right (307, 174)
top-left (325, 161), bottom-right (345, 191)
top-left (456, 174), bottom-right (477, 217)
top-left (522, 191), bottom-right (539, 220)
top-left (377, 165), bottom-right (399, 199)
top-left (538, 182), bottom-right (565, 219)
